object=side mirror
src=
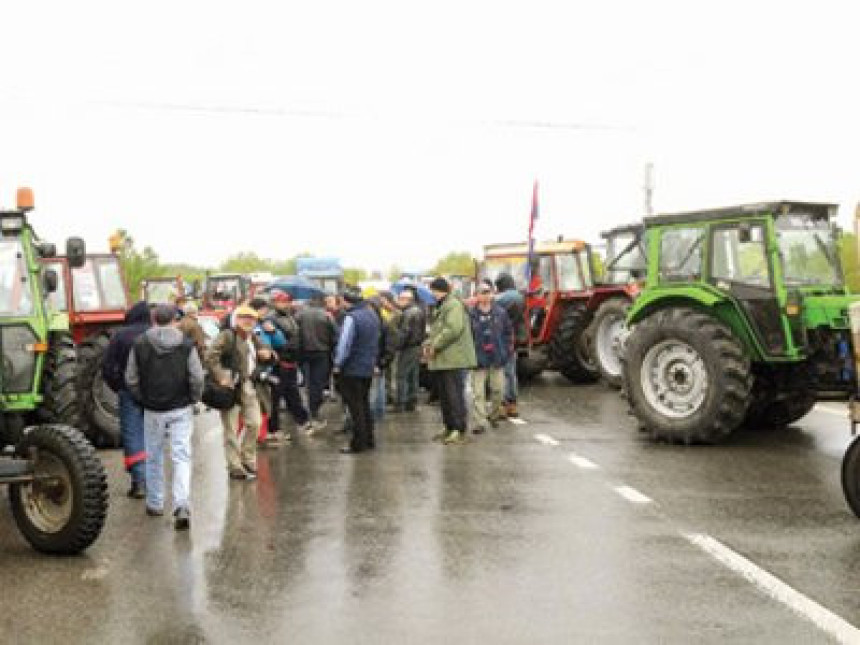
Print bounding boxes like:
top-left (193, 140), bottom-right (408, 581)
top-left (738, 223), bottom-right (752, 243)
top-left (43, 269), bottom-right (58, 294)
top-left (66, 237), bottom-right (86, 269)
top-left (37, 242), bottom-right (57, 258)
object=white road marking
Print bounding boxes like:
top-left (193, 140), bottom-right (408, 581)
top-left (568, 453), bottom-right (600, 470)
top-left (684, 533), bottom-right (860, 645)
top-left (815, 404), bottom-right (848, 418)
top-left (534, 433), bottom-right (559, 446)
top-left (614, 485), bottom-right (653, 505)
top-left (508, 418), bottom-right (527, 425)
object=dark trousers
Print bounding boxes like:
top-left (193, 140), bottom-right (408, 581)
top-left (270, 364), bottom-right (309, 431)
top-left (397, 346), bottom-right (421, 408)
top-left (303, 352), bottom-right (330, 419)
top-left (119, 389), bottom-right (146, 484)
top-left (339, 375), bottom-right (374, 451)
top-left (436, 369), bottom-right (468, 433)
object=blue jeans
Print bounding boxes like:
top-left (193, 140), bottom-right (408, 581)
top-left (503, 354), bottom-right (518, 403)
top-left (144, 406), bottom-right (194, 512)
top-left (396, 346), bottom-right (421, 407)
top-left (119, 389), bottom-right (146, 485)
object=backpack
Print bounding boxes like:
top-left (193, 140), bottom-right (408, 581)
top-left (202, 330), bottom-right (241, 410)
top-left (272, 314), bottom-right (302, 362)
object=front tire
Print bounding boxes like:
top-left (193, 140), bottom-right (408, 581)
top-left (624, 307), bottom-right (752, 444)
top-left (842, 435), bottom-right (860, 519)
top-left (549, 304), bottom-right (599, 384)
top-left (10, 425), bottom-right (108, 554)
top-left (77, 333), bottom-right (121, 448)
top-left (591, 297), bottom-right (631, 390)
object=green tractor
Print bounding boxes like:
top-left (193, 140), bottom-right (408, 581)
top-left (623, 201), bottom-right (857, 443)
top-left (0, 188), bottom-right (107, 553)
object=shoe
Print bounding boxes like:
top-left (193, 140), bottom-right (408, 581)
top-left (127, 482), bottom-right (146, 499)
top-left (243, 463), bottom-right (258, 475)
top-left (146, 506), bottom-right (164, 517)
top-left (432, 431), bottom-right (447, 442)
top-left (297, 421), bottom-right (312, 433)
top-left (283, 432), bottom-right (293, 442)
top-left (390, 404), bottom-right (404, 413)
top-left (404, 403), bottom-right (417, 412)
top-left (229, 468), bottom-right (248, 480)
top-left (312, 418), bottom-right (328, 431)
top-left (506, 403), bottom-right (519, 418)
top-left (473, 425), bottom-right (486, 435)
top-left (174, 507), bottom-right (190, 531)
top-left (340, 446), bottom-right (364, 454)
top-left (264, 432), bottom-right (285, 445)
top-left (443, 431), bottom-right (462, 445)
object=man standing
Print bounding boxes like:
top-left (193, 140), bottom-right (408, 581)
top-left (267, 290), bottom-right (311, 438)
top-left (494, 273), bottom-right (525, 418)
top-left (468, 283), bottom-right (513, 434)
top-left (333, 286), bottom-right (381, 454)
top-left (102, 300), bottom-right (151, 499)
top-left (425, 277), bottom-right (477, 445)
top-left (296, 295), bottom-right (339, 432)
top-left (395, 288), bottom-right (425, 412)
top-left (207, 306), bottom-right (272, 481)
top-left (178, 301), bottom-right (207, 360)
top-left (126, 305), bottom-right (204, 530)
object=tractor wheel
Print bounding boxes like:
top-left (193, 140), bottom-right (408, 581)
top-left (842, 435), bottom-right (860, 519)
top-left (549, 304), bottom-right (599, 384)
top-left (9, 424), bottom-right (108, 554)
top-left (36, 332), bottom-right (81, 429)
top-left (744, 390), bottom-right (817, 429)
top-left (516, 355), bottom-right (545, 381)
top-left (624, 307), bottom-right (752, 444)
top-left (77, 333), bottom-right (121, 448)
top-left (591, 297), bottom-right (631, 390)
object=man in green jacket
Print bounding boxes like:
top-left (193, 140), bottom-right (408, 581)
top-left (424, 277), bottom-right (477, 444)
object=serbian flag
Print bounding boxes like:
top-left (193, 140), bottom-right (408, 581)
top-left (525, 180), bottom-right (541, 291)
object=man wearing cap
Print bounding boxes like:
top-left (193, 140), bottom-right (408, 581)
top-left (178, 301), bottom-right (207, 360)
top-left (267, 290), bottom-right (311, 439)
top-left (333, 286), bottom-right (381, 454)
top-left (126, 304), bottom-right (204, 530)
top-left (468, 283), bottom-right (513, 434)
top-left (395, 288), bottom-right (425, 412)
top-left (206, 305), bottom-right (272, 480)
top-left (425, 277), bottom-right (477, 444)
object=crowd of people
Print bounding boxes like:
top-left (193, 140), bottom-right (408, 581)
top-left (101, 273), bottom-right (526, 530)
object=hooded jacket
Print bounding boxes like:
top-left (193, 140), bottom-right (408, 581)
top-left (126, 325), bottom-right (205, 410)
top-left (426, 293), bottom-right (477, 371)
top-left (102, 301), bottom-right (152, 392)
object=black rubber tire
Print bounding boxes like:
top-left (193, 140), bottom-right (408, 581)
top-left (591, 297), bottom-right (631, 390)
top-left (549, 304), bottom-right (599, 384)
top-left (842, 435), bottom-right (860, 519)
top-left (77, 333), bottom-right (121, 448)
top-left (35, 332), bottom-right (81, 429)
top-left (516, 355), bottom-right (545, 381)
top-left (744, 391), bottom-right (817, 429)
top-left (9, 424), bottom-right (108, 554)
top-left (624, 307), bottom-right (752, 444)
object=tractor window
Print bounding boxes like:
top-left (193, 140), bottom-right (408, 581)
top-left (146, 281), bottom-right (178, 304)
top-left (44, 261), bottom-right (68, 312)
top-left (73, 258), bottom-right (128, 311)
top-left (659, 227), bottom-right (705, 282)
top-left (777, 216), bottom-right (842, 287)
top-left (97, 259), bottom-right (128, 310)
top-left (556, 253), bottom-right (585, 292)
top-left (0, 241), bottom-right (34, 317)
top-left (711, 225), bottom-right (770, 287)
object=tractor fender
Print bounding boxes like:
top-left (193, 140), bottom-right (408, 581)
top-left (627, 289), bottom-right (726, 326)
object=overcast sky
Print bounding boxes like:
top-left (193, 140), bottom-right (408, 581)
top-left (1, 1), bottom-right (858, 272)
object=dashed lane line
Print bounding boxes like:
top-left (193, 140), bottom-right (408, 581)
top-left (508, 418), bottom-right (527, 425)
top-left (613, 485), bottom-right (653, 505)
top-left (684, 533), bottom-right (860, 645)
top-left (568, 453), bottom-right (600, 470)
top-left (533, 433), bottom-right (559, 447)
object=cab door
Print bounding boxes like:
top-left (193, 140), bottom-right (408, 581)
top-left (708, 221), bottom-right (786, 355)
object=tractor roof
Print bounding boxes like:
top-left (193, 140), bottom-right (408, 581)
top-left (601, 223), bottom-right (643, 239)
top-left (645, 201), bottom-right (837, 227)
top-left (483, 239), bottom-right (588, 258)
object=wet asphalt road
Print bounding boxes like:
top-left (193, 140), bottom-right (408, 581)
top-left (2, 378), bottom-right (860, 644)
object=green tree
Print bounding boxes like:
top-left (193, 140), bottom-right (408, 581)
top-left (839, 232), bottom-right (860, 293)
top-left (343, 267), bottom-right (368, 285)
top-left (433, 252), bottom-right (476, 277)
top-left (387, 265), bottom-right (403, 282)
top-left (220, 252), bottom-right (274, 274)
top-left (114, 229), bottom-right (162, 297)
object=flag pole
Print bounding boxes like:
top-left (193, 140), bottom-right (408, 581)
top-left (524, 180), bottom-right (539, 348)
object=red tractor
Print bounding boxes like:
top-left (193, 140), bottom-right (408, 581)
top-left (141, 275), bottom-right (188, 304)
top-left (588, 224), bottom-right (647, 389)
top-left (481, 239), bottom-right (598, 382)
top-left (199, 272), bottom-right (251, 328)
top-left (43, 252), bottom-right (130, 447)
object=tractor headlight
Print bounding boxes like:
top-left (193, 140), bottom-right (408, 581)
top-left (1, 325), bottom-right (37, 393)
top-left (0, 215), bottom-right (25, 234)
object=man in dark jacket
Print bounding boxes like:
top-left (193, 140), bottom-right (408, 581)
top-left (333, 287), bottom-right (381, 454)
top-left (126, 305), bottom-right (204, 530)
top-left (468, 283), bottom-right (513, 433)
top-left (296, 295), bottom-right (339, 431)
top-left (267, 290), bottom-right (310, 438)
top-left (395, 288), bottom-right (425, 412)
top-left (102, 300), bottom-right (151, 499)
top-left (494, 273), bottom-right (525, 418)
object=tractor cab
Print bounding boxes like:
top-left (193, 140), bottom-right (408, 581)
top-left (202, 273), bottom-right (250, 314)
top-left (601, 224), bottom-right (647, 286)
top-left (481, 239), bottom-right (597, 381)
top-left (141, 276), bottom-right (186, 305)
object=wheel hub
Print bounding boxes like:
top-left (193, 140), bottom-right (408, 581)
top-left (21, 451), bottom-right (73, 534)
top-left (640, 340), bottom-right (708, 419)
top-left (597, 313), bottom-right (627, 377)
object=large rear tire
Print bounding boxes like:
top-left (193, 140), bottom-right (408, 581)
top-left (77, 333), bottom-right (121, 448)
top-left (591, 297), bottom-right (631, 390)
top-left (549, 304), bottom-right (599, 384)
top-left (10, 424), bottom-right (108, 554)
top-left (36, 332), bottom-right (81, 429)
top-left (744, 390), bottom-right (817, 429)
top-left (624, 307), bottom-right (752, 444)
top-left (842, 435), bottom-right (860, 519)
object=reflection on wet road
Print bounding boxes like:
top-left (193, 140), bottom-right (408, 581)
top-left (2, 377), bottom-right (860, 643)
